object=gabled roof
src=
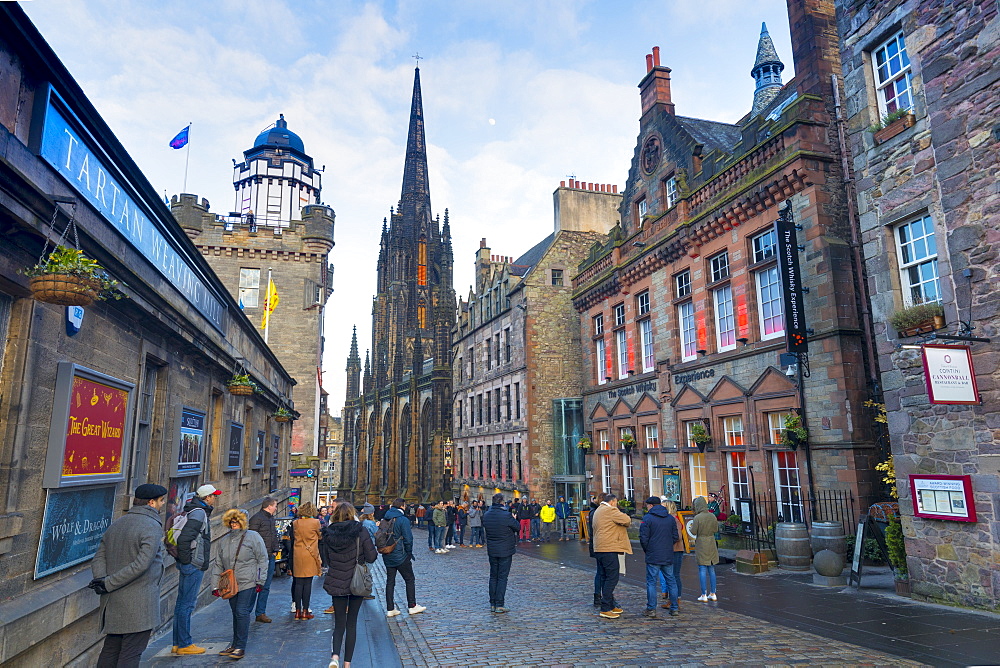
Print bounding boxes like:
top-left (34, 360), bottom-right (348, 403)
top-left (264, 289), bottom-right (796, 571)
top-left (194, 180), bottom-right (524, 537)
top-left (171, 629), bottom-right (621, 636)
top-left (675, 116), bottom-right (742, 154)
top-left (510, 232), bottom-right (555, 277)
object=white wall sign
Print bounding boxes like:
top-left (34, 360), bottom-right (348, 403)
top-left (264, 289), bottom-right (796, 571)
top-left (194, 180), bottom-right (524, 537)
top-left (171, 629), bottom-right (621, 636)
top-left (921, 344), bottom-right (980, 405)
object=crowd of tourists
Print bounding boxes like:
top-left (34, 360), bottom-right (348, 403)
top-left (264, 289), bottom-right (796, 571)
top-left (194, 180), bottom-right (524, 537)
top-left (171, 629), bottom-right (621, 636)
top-left (87, 482), bottom-right (719, 668)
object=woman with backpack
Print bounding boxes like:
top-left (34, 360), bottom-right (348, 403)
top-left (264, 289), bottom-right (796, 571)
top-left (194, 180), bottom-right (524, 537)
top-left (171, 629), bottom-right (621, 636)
top-left (289, 502), bottom-right (323, 620)
top-left (320, 500), bottom-right (378, 668)
top-left (379, 498), bottom-right (426, 618)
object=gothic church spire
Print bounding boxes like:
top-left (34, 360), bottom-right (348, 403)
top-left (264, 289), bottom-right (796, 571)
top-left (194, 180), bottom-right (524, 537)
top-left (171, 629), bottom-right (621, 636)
top-left (398, 68), bottom-right (432, 229)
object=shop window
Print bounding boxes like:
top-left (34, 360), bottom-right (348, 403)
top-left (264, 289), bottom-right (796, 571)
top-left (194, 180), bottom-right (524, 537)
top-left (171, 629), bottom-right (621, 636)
top-left (755, 266), bottom-right (784, 339)
top-left (598, 429), bottom-right (611, 493)
top-left (773, 451), bottom-right (804, 522)
top-left (647, 453), bottom-right (662, 497)
top-left (689, 452), bottom-right (708, 499)
top-left (644, 424), bottom-right (659, 449)
top-left (727, 452), bottom-right (750, 507)
top-left (622, 452), bottom-right (635, 501)
top-left (723, 415), bottom-right (745, 448)
top-left (872, 31), bottom-right (913, 118)
top-left (895, 215), bottom-right (941, 306)
top-left (678, 301), bottom-right (697, 362)
top-left (675, 270), bottom-right (691, 298)
top-left (639, 319), bottom-right (654, 372)
top-left (714, 285), bottom-right (736, 351)
top-left (238, 267), bottom-right (260, 308)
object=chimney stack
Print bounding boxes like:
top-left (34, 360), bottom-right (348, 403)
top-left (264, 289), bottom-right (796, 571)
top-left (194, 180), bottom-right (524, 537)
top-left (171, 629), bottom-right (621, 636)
top-left (639, 47), bottom-right (675, 117)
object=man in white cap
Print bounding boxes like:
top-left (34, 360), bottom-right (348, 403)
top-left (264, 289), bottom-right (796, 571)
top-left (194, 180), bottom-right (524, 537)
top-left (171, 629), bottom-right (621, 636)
top-left (171, 483), bottom-right (221, 655)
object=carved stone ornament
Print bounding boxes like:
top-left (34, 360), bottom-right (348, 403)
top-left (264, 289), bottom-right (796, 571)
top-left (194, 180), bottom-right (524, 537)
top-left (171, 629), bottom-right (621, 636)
top-left (641, 135), bottom-right (661, 174)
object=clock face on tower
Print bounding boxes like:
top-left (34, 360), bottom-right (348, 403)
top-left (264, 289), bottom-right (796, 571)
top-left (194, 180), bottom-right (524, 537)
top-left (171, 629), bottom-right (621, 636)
top-left (641, 135), bottom-right (661, 175)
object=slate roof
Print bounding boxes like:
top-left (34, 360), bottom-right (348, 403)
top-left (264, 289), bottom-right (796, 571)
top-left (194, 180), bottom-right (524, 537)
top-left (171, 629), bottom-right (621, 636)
top-left (675, 116), bottom-right (742, 154)
top-left (509, 232), bottom-right (555, 277)
top-left (753, 22), bottom-right (783, 69)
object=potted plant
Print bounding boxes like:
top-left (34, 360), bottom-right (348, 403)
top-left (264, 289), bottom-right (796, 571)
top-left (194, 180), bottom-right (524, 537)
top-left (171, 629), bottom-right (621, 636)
top-left (869, 107), bottom-right (916, 144)
top-left (576, 436), bottom-right (592, 451)
top-left (885, 515), bottom-right (910, 596)
top-left (617, 498), bottom-right (635, 516)
top-left (779, 413), bottom-right (808, 449)
top-left (273, 407), bottom-right (294, 423)
top-left (690, 422), bottom-right (712, 450)
top-left (620, 432), bottom-right (637, 451)
top-left (226, 373), bottom-right (257, 396)
top-left (889, 301), bottom-right (945, 337)
top-left (23, 245), bottom-right (120, 306)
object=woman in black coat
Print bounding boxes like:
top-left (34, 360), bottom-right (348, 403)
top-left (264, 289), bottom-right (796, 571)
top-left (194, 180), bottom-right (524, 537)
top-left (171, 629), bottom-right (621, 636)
top-left (320, 500), bottom-right (377, 668)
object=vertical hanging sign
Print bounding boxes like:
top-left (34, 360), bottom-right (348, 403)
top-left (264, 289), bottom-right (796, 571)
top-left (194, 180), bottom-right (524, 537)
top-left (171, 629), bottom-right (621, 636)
top-left (775, 204), bottom-right (808, 353)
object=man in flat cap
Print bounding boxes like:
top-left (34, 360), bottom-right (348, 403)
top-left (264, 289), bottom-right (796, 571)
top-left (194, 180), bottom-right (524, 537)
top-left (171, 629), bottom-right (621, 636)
top-left (89, 483), bottom-right (168, 667)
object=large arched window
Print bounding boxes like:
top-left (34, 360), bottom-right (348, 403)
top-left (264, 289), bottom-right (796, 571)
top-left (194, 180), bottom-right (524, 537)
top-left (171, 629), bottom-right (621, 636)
top-left (382, 408), bottom-right (392, 490)
top-left (420, 401), bottom-right (432, 491)
top-left (367, 412), bottom-right (378, 489)
top-left (417, 238), bottom-right (427, 286)
top-left (400, 404), bottom-right (411, 490)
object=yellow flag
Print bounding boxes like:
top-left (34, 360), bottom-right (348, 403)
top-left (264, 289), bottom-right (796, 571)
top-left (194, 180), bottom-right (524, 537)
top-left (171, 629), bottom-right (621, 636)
top-left (261, 279), bottom-right (279, 329)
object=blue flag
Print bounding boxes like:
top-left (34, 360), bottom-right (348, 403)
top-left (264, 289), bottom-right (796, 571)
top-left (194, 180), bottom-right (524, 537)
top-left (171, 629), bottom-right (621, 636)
top-left (169, 126), bottom-right (189, 149)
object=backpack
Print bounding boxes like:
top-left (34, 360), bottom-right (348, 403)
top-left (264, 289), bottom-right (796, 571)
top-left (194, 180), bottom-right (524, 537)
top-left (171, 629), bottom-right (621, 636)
top-left (164, 510), bottom-right (191, 558)
top-left (374, 516), bottom-right (399, 554)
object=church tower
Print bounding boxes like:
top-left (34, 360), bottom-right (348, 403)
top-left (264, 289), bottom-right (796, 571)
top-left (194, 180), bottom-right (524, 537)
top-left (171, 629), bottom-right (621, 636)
top-left (750, 22), bottom-right (786, 117)
top-left (340, 67), bottom-right (455, 503)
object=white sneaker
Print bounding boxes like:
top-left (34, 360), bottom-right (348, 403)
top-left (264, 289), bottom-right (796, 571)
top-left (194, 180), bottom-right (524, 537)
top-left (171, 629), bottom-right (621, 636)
top-left (408, 604), bottom-right (426, 615)
top-left (329, 657), bottom-right (339, 668)
top-left (697, 594), bottom-right (709, 602)
top-left (291, 602), bottom-right (297, 613)
top-left (386, 609), bottom-right (401, 617)
top-left (708, 593), bottom-right (717, 601)
top-left (435, 549), bottom-right (445, 554)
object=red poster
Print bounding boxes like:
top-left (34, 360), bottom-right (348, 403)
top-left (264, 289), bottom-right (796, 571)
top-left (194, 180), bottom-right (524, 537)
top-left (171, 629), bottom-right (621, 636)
top-left (736, 296), bottom-right (749, 337)
top-left (696, 310), bottom-right (708, 350)
top-left (605, 336), bottom-right (613, 379)
top-left (63, 376), bottom-right (128, 477)
top-left (626, 331), bottom-right (635, 373)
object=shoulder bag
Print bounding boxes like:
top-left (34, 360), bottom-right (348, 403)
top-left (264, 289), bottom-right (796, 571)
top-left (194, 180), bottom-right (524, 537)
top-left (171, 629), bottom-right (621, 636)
top-left (349, 533), bottom-right (373, 597)
top-left (217, 532), bottom-right (247, 600)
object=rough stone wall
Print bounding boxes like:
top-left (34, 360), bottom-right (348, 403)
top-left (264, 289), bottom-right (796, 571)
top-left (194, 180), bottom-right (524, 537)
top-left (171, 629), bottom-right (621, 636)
top-left (837, 0), bottom-right (1000, 610)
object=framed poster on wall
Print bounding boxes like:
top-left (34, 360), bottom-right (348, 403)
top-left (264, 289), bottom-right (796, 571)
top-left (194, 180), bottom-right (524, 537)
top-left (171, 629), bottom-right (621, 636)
top-left (35, 484), bottom-right (117, 578)
top-left (172, 407), bottom-right (205, 476)
top-left (225, 421), bottom-right (244, 471)
top-left (910, 474), bottom-right (977, 522)
top-left (253, 430), bottom-right (266, 470)
top-left (43, 362), bottom-right (134, 488)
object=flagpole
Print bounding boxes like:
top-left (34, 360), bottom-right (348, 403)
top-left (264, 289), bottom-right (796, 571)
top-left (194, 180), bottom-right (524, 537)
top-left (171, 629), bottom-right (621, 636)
top-left (264, 267), bottom-right (272, 344)
top-left (182, 123), bottom-right (192, 193)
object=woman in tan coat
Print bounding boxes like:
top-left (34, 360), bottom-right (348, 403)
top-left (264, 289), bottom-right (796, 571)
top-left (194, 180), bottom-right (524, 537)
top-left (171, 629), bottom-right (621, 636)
top-left (690, 496), bottom-right (719, 602)
top-left (289, 502), bottom-right (322, 619)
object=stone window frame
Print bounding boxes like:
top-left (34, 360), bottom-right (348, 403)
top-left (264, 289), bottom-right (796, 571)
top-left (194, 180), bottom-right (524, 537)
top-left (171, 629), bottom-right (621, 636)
top-left (550, 268), bottom-right (564, 286)
top-left (596, 337), bottom-right (608, 385)
top-left (713, 284), bottom-right (737, 353)
top-left (663, 174), bottom-right (678, 210)
top-left (636, 196), bottom-right (648, 223)
top-left (238, 267), bottom-right (261, 308)
top-left (638, 318), bottom-right (655, 373)
top-left (871, 30), bottom-right (914, 119)
top-left (613, 303), bottom-right (627, 328)
top-left (677, 300), bottom-right (697, 362)
top-left (594, 313), bottom-right (605, 336)
top-left (755, 265), bottom-right (785, 341)
top-left (892, 213), bottom-right (941, 307)
top-left (709, 251), bottom-right (730, 283)
top-left (636, 290), bottom-right (650, 316)
top-left (674, 269), bottom-right (692, 298)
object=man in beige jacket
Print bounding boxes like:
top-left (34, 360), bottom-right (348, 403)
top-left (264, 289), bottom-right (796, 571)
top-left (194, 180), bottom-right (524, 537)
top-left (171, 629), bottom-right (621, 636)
top-left (591, 492), bottom-right (633, 619)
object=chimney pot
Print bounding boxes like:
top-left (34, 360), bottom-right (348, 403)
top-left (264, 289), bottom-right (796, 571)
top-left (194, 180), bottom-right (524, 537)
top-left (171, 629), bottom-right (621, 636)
top-left (613, 185), bottom-right (618, 194)
top-left (480, 238), bottom-right (487, 248)
top-left (560, 180), bottom-right (566, 187)
top-left (646, 53), bottom-right (653, 72)
top-left (652, 46), bottom-right (661, 67)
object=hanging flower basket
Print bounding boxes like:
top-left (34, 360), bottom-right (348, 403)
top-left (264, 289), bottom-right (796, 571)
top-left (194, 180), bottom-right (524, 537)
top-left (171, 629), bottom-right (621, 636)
top-left (227, 373), bottom-right (257, 396)
top-left (689, 422), bottom-right (712, 450)
top-left (273, 408), bottom-right (294, 423)
top-left (779, 414), bottom-right (808, 449)
top-left (620, 433), bottom-right (637, 451)
top-left (24, 246), bottom-right (119, 306)
top-left (577, 437), bottom-right (592, 450)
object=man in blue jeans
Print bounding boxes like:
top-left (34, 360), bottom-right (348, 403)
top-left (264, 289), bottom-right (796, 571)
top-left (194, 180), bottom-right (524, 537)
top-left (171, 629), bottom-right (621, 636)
top-left (555, 496), bottom-right (571, 540)
top-left (248, 496), bottom-right (279, 622)
top-left (172, 484), bottom-right (220, 654)
top-left (482, 493), bottom-right (519, 613)
top-left (639, 496), bottom-right (680, 618)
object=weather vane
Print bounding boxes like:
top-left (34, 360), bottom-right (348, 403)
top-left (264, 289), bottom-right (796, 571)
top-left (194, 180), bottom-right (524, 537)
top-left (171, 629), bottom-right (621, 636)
top-left (413, 52), bottom-right (423, 63)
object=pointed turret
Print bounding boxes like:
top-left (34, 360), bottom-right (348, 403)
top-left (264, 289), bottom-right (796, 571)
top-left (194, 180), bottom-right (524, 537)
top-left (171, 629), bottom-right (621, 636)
top-left (750, 22), bottom-right (785, 117)
top-left (398, 68), bottom-right (432, 231)
top-left (363, 349), bottom-right (371, 394)
top-left (346, 326), bottom-right (361, 400)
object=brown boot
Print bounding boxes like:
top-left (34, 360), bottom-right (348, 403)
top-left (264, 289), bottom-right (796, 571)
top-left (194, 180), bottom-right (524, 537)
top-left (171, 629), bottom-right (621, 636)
top-left (255, 614), bottom-right (272, 623)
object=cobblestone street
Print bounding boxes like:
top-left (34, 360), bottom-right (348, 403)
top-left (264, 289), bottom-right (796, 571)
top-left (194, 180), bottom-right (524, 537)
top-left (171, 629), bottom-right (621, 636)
top-left (378, 542), bottom-right (924, 668)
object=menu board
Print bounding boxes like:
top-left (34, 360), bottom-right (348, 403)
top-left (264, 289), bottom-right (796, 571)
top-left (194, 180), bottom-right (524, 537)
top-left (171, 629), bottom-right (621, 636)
top-left (910, 474), bottom-right (976, 522)
top-left (226, 422), bottom-right (244, 471)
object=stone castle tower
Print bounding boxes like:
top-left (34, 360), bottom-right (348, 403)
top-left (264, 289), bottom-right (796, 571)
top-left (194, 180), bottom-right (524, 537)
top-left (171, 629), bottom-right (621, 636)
top-left (341, 67), bottom-right (456, 503)
top-left (172, 115), bottom-right (335, 459)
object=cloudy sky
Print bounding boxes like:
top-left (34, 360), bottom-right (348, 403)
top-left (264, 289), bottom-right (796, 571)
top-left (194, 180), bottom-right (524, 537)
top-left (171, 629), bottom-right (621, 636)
top-left (22, 0), bottom-right (794, 410)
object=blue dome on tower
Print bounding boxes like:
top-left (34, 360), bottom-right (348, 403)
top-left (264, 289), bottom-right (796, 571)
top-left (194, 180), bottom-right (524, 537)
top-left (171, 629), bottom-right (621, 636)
top-left (253, 114), bottom-right (305, 154)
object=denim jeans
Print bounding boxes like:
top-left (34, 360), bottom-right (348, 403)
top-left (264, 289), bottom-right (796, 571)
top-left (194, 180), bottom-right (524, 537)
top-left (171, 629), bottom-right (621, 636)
top-left (434, 525), bottom-right (446, 550)
top-left (172, 562), bottom-right (204, 648)
top-left (254, 554), bottom-right (276, 616)
top-left (530, 518), bottom-right (541, 540)
top-left (470, 526), bottom-right (483, 544)
top-left (542, 521), bottom-right (555, 540)
top-left (647, 563), bottom-right (678, 611)
top-left (228, 588), bottom-right (256, 650)
top-left (659, 552), bottom-right (685, 599)
top-left (456, 524), bottom-right (466, 545)
top-left (427, 522), bottom-right (435, 549)
top-left (488, 555), bottom-right (513, 607)
top-left (698, 563), bottom-right (717, 595)
top-left (593, 560), bottom-right (605, 597)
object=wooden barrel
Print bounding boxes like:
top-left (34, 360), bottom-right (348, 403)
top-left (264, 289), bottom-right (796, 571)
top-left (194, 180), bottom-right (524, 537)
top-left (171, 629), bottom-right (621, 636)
top-left (811, 521), bottom-right (846, 557)
top-left (775, 522), bottom-right (811, 571)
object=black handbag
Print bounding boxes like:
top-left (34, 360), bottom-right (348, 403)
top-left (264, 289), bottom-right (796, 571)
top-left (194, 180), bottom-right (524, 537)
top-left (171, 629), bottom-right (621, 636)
top-left (349, 534), bottom-right (372, 596)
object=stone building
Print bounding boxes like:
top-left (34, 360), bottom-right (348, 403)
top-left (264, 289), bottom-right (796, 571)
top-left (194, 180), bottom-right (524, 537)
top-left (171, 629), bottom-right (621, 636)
top-left (171, 114), bottom-right (335, 458)
top-left (0, 6), bottom-right (297, 663)
top-left (320, 414), bottom-right (344, 505)
top-left (340, 68), bottom-right (456, 503)
top-left (837, 0), bottom-right (1000, 610)
top-left (573, 2), bottom-right (881, 524)
top-left (452, 184), bottom-right (620, 506)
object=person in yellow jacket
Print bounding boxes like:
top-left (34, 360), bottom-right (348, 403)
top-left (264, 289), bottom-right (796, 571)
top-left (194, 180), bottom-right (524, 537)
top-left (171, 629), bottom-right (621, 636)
top-left (591, 493), bottom-right (633, 619)
top-left (539, 500), bottom-right (557, 542)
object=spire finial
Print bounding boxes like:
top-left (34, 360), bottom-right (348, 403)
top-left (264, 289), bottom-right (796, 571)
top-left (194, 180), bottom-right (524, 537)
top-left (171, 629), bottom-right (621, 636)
top-left (750, 21), bottom-right (785, 117)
